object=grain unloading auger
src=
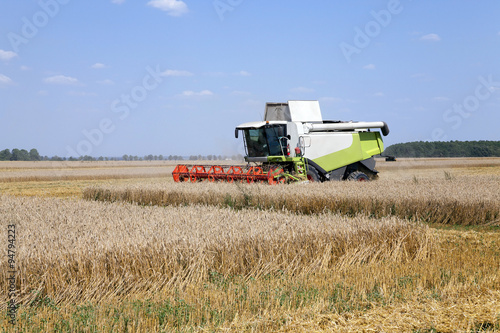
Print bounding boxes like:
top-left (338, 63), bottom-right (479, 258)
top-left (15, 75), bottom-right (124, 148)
top-left (172, 100), bottom-right (389, 184)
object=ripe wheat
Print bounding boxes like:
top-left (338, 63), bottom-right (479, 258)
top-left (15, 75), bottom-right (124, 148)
top-left (83, 176), bottom-right (500, 226)
top-left (0, 195), bottom-right (431, 307)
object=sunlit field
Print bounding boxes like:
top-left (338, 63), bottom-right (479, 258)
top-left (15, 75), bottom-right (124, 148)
top-left (1, 158), bottom-right (499, 332)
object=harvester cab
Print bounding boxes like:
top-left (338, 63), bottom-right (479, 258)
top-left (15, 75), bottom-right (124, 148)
top-left (173, 100), bottom-right (389, 184)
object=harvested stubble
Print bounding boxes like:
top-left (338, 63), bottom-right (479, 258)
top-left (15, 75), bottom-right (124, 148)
top-left (0, 166), bottom-right (175, 183)
top-left (376, 157), bottom-right (500, 171)
top-left (0, 195), bottom-right (431, 308)
top-left (0, 160), bottom-right (180, 169)
top-left (83, 176), bottom-right (500, 226)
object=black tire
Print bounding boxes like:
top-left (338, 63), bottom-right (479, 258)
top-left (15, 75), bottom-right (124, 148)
top-left (347, 171), bottom-right (369, 181)
top-left (306, 166), bottom-right (321, 182)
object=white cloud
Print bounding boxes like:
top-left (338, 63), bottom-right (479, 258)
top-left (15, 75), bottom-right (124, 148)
top-left (44, 75), bottom-right (79, 85)
top-left (20, 66), bottom-right (30, 71)
top-left (237, 70), bottom-right (251, 76)
top-left (0, 50), bottom-right (17, 61)
top-left (291, 86), bottom-right (315, 93)
top-left (161, 69), bottom-right (193, 77)
top-left (491, 86), bottom-right (500, 93)
top-left (498, 31), bottom-right (500, 36)
top-left (182, 90), bottom-right (213, 97)
top-left (0, 74), bottom-right (13, 85)
top-left (147, 0), bottom-right (188, 16)
top-left (204, 71), bottom-right (251, 77)
top-left (363, 64), bottom-right (376, 70)
top-left (372, 92), bottom-right (385, 97)
top-left (97, 79), bottom-right (115, 85)
top-left (420, 33), bottom-right (441, 42)
top-left (91, 63), bottom-right (106, 69)
top-left (111, 0), bottom-right (125, 4)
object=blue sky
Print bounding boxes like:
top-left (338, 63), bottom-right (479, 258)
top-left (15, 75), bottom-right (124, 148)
top-left (1, 0), bottom-right (499, 157)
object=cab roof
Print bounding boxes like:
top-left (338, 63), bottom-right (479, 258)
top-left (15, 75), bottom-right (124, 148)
top-left (235, 120), bottom-right (288, 130)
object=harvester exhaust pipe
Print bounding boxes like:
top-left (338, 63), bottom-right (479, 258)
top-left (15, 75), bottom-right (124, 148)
top-left (307, 121), bottom-right (390, 136)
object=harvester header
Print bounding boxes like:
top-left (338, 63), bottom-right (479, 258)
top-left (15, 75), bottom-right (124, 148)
top-left (173, 100), bottom-right (389, 184)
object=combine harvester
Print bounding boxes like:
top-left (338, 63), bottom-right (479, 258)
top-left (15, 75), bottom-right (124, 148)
top-left (172, 100), bottom-right (389, 184)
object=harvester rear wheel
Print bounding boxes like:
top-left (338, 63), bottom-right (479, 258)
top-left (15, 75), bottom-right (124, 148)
top-left (306, 166), bottom-right (321, 182)
top-left (347, 171), bottom-right (369, 181)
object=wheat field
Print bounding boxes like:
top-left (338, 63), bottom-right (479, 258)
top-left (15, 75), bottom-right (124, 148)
top-left (83, 175), bottom-right (500, 226)
top-left (0, 158), bottom-right (499, 332)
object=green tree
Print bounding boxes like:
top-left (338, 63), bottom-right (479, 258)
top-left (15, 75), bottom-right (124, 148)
top-left (10, 149), bottom-right (20, 161)
top-left (0, 149), bottom-right (11, 161)
top-left (9, 149), bottom-right (31, 161)
top-left (29, 148), bottom-right (41, 161)
top-left (384, 141), bottom-right (500, 158)
top-left (19, 149), bottom-right (30, 160)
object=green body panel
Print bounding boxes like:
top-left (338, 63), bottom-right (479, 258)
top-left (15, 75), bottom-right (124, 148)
top-left (265, 156), bottom-right (307, 181)
top-left (311, 132), bottom-right (384, 173)
top-left (264, 132), bottom-right (383, 175)
top-left (266, 156), bottom-right (303, 163)
top-left (360, 132), bottom-right (384, 157)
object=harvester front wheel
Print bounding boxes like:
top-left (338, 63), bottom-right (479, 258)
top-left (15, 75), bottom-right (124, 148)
top-left (347, 171), bottom-right (369, 182)
top-left (306, 166), bottom-right (321, 182)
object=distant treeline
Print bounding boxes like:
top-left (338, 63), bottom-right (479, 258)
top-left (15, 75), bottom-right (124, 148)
top-left (384, 141), bottom-right (500, 158)
top-left (0, 148), bottom-right (244, 162)
top-left (0, 148), bottom-right (100, 161)
top-left (122, 154), bottom-right (244, 161)
top-left (0, 148), bottom-right (41, 161)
